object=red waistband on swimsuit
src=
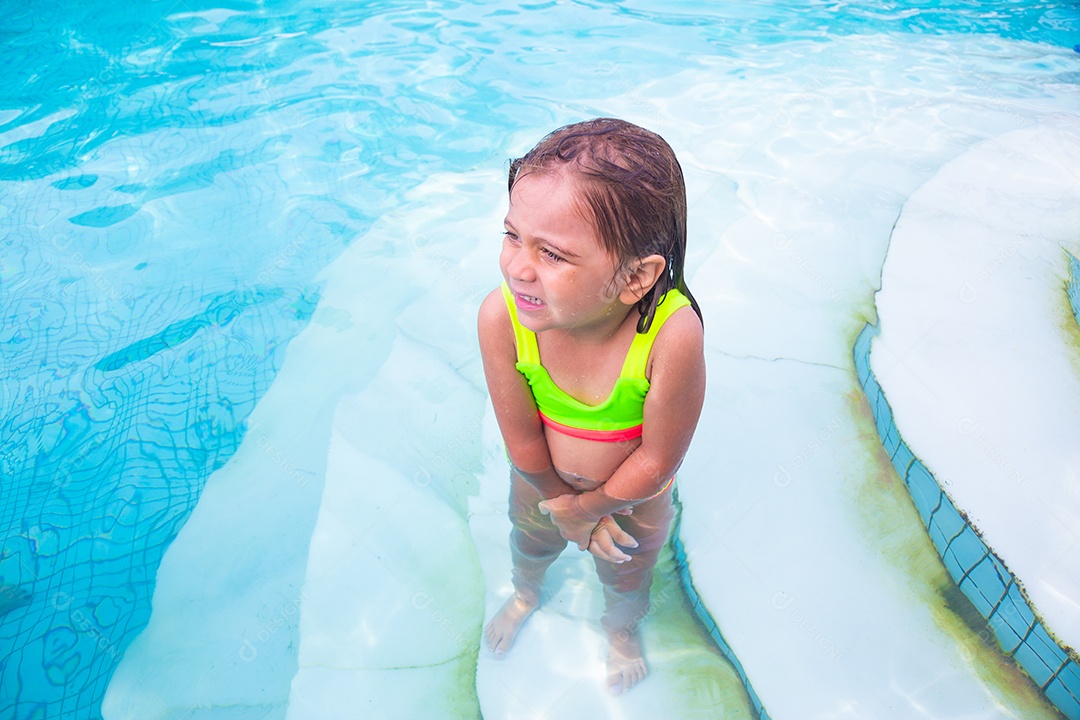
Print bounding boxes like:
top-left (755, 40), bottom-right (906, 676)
top-left (539, 412), bottom-right (643, 443)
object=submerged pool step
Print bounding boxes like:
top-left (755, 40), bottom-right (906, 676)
top-left (669, 498), bottom-right (772, 720)
top-left (471, 419), bottom-right (764, 720)
top-left (861, 120), bottom-right (1080, 720)
top-left (1068, 251), bottom-right (1080, 325)
top-left (856, 324), bottom-right (1080, 720)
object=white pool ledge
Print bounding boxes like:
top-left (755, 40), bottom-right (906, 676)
top-left (869, 120), bottom-right (1080, 713)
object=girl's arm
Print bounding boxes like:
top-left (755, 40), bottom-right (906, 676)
top-left (478, 288), bottom-right (574, 499)
top-left (539, 307), bottom-right (705, 545)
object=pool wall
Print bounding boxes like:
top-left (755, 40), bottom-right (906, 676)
top-left (1067, 251), bottom-right (1080, 324)
top-left (854, 322), bottom-right (1080, 720)
top-left (670, 500), bottom-right (772, 720)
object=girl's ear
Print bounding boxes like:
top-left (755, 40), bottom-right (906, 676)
top-left (619, 254), bottom-right (666, 305)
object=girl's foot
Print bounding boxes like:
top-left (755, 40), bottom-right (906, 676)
top-left (606, 629), bottom-right (647, 695)
top-left (484, 592), bottom-right (538, 656)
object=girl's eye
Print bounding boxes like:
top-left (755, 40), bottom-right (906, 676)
top-left (541, 248), bottom-right (564, 263)
top-left (502, 231), bottom-right (520, 244)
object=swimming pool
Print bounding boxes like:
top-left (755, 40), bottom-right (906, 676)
top-left (1, 1), bottom-right (1079, 718)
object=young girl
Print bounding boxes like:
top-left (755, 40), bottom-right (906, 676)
top-left (477, 118), bottom-right (706, 696)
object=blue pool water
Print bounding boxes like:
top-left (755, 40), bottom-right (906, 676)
top-left (1, 2), bottom-right (1079, 718)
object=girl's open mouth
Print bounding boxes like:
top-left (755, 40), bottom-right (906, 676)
top-left (514, 292), bottom-right (545, 311)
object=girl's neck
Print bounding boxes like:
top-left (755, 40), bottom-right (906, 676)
top-left (544, 305), bottom-right (638, 347)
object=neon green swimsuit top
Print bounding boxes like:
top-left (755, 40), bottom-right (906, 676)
top-left (501, 282), bottom-right (691, 442)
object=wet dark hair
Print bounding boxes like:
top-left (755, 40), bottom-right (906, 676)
top-left (508, 117), bottom-right (702, 333)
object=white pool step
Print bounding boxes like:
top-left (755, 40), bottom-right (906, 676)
top-left (870, 120), bottom-right (1080, 717)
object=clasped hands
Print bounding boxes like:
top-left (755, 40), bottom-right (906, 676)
top-left (537, 494), bottom-right (638, 564)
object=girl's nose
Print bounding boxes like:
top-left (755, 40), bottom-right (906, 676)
top-left (506, 246), bottom-right (537, 282)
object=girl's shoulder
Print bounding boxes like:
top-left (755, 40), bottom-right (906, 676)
top-left (477, 287), bottom-right (505, 317)
top-left (647, 304), bottom-right (704, 376)
top-left (478, 286), bottom-right (514, 358)
top-left (478, 286), bottom-right (508, 325)
top-left (655, 303), bottom-right (703, 344)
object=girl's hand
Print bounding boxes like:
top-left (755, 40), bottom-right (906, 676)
top-left (537, 494), bottom-right (597, 550)
top-left (588, 516), bottom-right (639, 564)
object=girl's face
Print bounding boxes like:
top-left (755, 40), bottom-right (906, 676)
top-left (500, 170), bottom-right (629, 335)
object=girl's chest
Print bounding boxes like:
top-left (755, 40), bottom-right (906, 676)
top-left (536, 331), bottom-right (640, 405)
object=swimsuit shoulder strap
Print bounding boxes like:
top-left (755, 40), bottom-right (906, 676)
top-left (620, 289), bottom-right (692, 379)
top-left (500, 282), bottom-right (540, 364)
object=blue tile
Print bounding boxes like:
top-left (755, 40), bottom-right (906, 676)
top-left (862, 371), bottom-right (880, 411)
top-left (941, 547), bottom-right (966, 583)
top-left (735, 665), bottom-right (750, 687)
top-left (845, 321), bottom-right (1080, 720)
top-left (856, 360), bottom-right (870, 387)
top-left (1059, 660), bottom-right (1080, 688)
top-left (883, 422), bottom-right (900, 459)
top-left (711, 629), bottom-right (732, 655)
top-left (959, 576), bottom-right (993, 617)
top-left (855, 348), bottom-right (871, 386)
top-left (1029, 622), bottom-right (1069, 673)
top-left (1044, 677), bottom-right (1080, 720)
top-left (987, 553), bottom-right (1010, 580)
top-left (947, 526), bottom-right (988, 576)
top-left (873, 390), bottom-right (892, 439)
top-left (905, 460), bottom-right (941, 523)
top-left (969, 550), bottom-right (1008, 590)
top-left (932, 501), bottom-right (966, 537)
top-left (1066, 253), bottom-right (1080, 326)
top-left (997, 584), bottom-right (1036, 640)
top-left (1014, 637), bottom-right (1055, 687)
top-left (961, 555), bottom-right (1007, 615)
top-left (854, 324), bottom-right (877, 385)
top-left (987, 600), bottom-right (1026, 654)
top-left (927, 519), bottom-right (950, 555)
top-left (927, 503), bottom-right (965, 555)
top-left (890, 440), bottom-right (914, 476)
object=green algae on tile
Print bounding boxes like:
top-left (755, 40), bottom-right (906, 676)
top-left (844, 379), bottom-right (1064, 720)
top-left (641, 518), bottom-right (759, 720)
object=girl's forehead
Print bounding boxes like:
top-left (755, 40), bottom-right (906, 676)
top-left (509, 168), bottom-right (579, 203)
top-left (506, 172), bottom-right (613, 259)
top-left (508, 172), bottom-right (592, 227)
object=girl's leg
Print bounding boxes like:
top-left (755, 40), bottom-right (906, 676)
top-left (485, 470), bottom-right (569, 655)
top-left (592, 485), bottom-right (675, 695)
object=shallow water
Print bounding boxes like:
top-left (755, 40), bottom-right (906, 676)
top-left (1, 2), bottom-right (1079, 718)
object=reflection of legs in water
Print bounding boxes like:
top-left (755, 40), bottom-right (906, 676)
top-left (485, 471), bottom-right (568, 656)
top-left (0, 584), bottom-right (31, 616)
top-left (593, 486), bottom-right (674, 695)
